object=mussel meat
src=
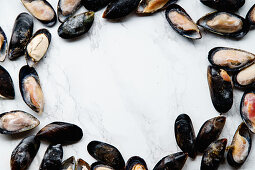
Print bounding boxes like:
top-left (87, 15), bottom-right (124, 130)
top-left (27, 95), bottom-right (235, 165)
top-left (91, 162), bottom-right (114, 170)
top-left (126, 156), bottom-right (148, 170)
top-left (200, 0), bottom-right (245, 11)
top-left (61, 156), bottom-right (77, 170)
top-left (77, 159), bottom-right (90, 170)
top-left (0, 65), bottom-right (15, 99)
top-left (232, 63), bottom-right (255, 89)
top-left (40, 144), bottom-right (63, 170)
top-left (0, 27), bottom-right (7, 62)
top-left (58, 0), bottom-right (83, 22)
top-left (83, 0), bottom-right (112, 12)
top-left (246, 4), bottom-right (255, 26)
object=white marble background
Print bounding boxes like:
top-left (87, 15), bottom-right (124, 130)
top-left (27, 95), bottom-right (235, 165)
top-left (0, 0), bottom-right (255, 169)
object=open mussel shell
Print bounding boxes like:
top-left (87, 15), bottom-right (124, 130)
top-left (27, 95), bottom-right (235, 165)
top-left (77, 159), bottom-right (90, 170)
top-left (58, 0), bottom-right (83, 23)
top-left (0, 110), bottom-right (39, 135)
top-left (197, 11), bottom-right (250, 38)
top-left (40, 144), bottom-right (63, 170)
top-left (0, 27), bottom-right (7, 62)
top-left (208, 47), bottom-right (255, 72)
top-left (0, 65), bottom-right (15, 99)
top-left (201, 138), bottom-right (227, 170)
top-left (11, 135), bottom-right (40, 170)
top-left (247, 4), bottom-right (255, 26)
top-left (165, 4), bottom-right (201, 40)
top-left (61, 156), bottom-right (77, 170)
top-left (175, 114), bottom-right (196, 158)
top-left (36, 122), bottom-right (83, 144)
top-left (126, 156), bottom-right (148, 170)
top-left (227, 122), bottom-right (252, 167)
top-left (207, 66), bottom-right (233, 113)
top-left (91, 162), bottom-right (114, 170)
top-left (8, 12), bottom-right (33, 60)
top-left (153, 152), bottom-right (188, 170)
top-left (83, 0), bottom-right (112, 12)
top-left (20, 0), bottom-right (57, 27)
top-left (19, 65), bottom-right (44, 114)
top-left (87, 141), bottom-right (125, 169)
top-left (200, 0), bottom-right (245, 11)
top-left (232, 63), bottom-right (255, 89)
top-left (58, 12), bottom-right (94, 39)
top-left (196, 115), bottom-right (226, 153)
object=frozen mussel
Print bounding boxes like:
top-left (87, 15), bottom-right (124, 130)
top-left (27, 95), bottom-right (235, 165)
top-left (0, 27), bottom-right (7, 62)
top-left (40, 144), bottom-right (63, 170)
top-left (165, 4), bottom-right (201, 40)
top-left (77, 159), bottom-right (90, 170)
top-left (200, 0), bottom-right (245, 11)
top-left (58, 0), bottom-right (83, 22)
top-left (61, 156), bottom-right (77, 170)
top-left (126, 156), bottom-right (148, 170)
top-left (83, 0), bottom-right (112, 11)
top-left (246, 4), bottom-right (255, 26)
top-left (232, 63), bottom-right (255, 89)
top-left (0, 65), bottom-right (15, 99)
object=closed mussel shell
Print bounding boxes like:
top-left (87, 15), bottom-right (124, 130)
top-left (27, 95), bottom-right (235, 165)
top-left (77, 159), bottom-right (90, 170)
top-left (227, 122), bottom-right (252, 167)
top-left (0, 27), bottom-right (8, 62)
top-left (207, 66), bottom-right (233, 113)
top-left (91, 162), bottom-right (114, 170)
top-left (19, 65), bottom-right (44, 114)
top-left (40, 144), bottom-right (63, 170)
top-left (232, 63), bottom-right (255, 89)
top-left (0, 65), bottom-right (15, 99)
top-left (87, 141), bottom-right (125, 169)
top-left (58, 0), bottom-right (83, 22)
top-left (0, 110), bottom-right (39, 134)
top-left (126, 156), bottom-right (148, 170)
top-left (201, 138), bottom-right (227, 170)
top-left (8, 12), bottom-right (33, 60)
top-left (153, 152), bottom-right (188, 170)
top-left (61, 156), bottom-right (77, 170)
top-left (246, 4), bottom-right (255, 26)
top-left (200, 0), bottom-right (245, 11)
top-left (20, 0), bottom-right (57, 27)
top-left (11, 135), bottom-right (40, 170)
top-left (197, 11), bottom-right (249, 38)
top-left (196, 115), bottom-right (226, 153)
top-left (165, 4), bottom-right (201, 40)
top-left (36, 122), bottom-right (83, 144)
top-left (83, 0), bottom-right (112, 12)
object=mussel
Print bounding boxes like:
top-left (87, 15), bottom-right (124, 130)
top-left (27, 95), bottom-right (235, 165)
top-left (40, 144), bottom-right (63, 170)
top-left (232, 63), bottom-right (255, 89)
top-left (200, 0), bottom-right (245, 11)
top-left (58, 0), bottom-right (83, 22)
top-left (196, 115), bottom-right (226, 153)
top-left (207, 66), bottom-right (233, 113)
top-left (36, 122), bottom-right (83, 144)
top-left (0, 110), bottom-right (39, 134)
top-left (91, 162), bottom-right (114, 170)
top-left (11, 135), bottom-right (40, 170)
top-left (0, 65), bottom-right (15, 99)
top-left (197, 11), bottom-right (249, 38)
top-left (0, 27), bottom-right (7, 62)
top-left (19, 65), bottom-right (44, 114)
top-left (165, 4), bottom-right (201, 39)
top-left (61, 156), bottom-right (77, 170)
top-left (227, 122), bottom-right (252, 167)
top-left (83, 0), bottom-right (112, 11)
top-left (20, 0), bottom-right (57, 27)
top-left (201, 138), bottom-right (227, 170)
top-left (246, 4), bottom-right (255, 26)
top-left (126, 156), bottom-right (148, 170)
top-left (87, 141), bottom-right (125, 169)
top-left (77, 159), bottom-right (90, 170)
top-left (8, 13), bottom-right (33, 60)
top-left (208, 47), bottom-right (255, 72)
top-left (58, 12), bottom-right (94, 39)
top-left (175, 114), bottom-right (196, 158)
top-left (153, 152), bottom-right (188, 170)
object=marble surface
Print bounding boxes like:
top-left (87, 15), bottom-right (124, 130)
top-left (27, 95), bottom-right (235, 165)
top-left (0, 0), bottom-right (255, 169)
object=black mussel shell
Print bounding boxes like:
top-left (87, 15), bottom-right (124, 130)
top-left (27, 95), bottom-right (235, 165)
top-left (0, 27), bottom-right (8, 62)
top-left (8, 12), bottom-right (33, 60)
top-left (200, 0), bottom-right (245, 11)
top-left (83, 0), bottom-right (112, 12)
top-left (58, 12), bottom-right (94, 39)
top-left (21, 0), bottom-right (57, 27)
top-left (196, 115), bottom-right (226, 153)
top-left (247, 4), bottom-right (255, 26)
top-left (175, 114), bottom-right (196, 158)
top-left (19, 65), bottom-right (44, 113)
top-left (58, 0), bottom-right (83, 22)
top-left (165, 4), bottom-right (201, 40)
top-left (0, 65), bottom-right (15, 99)
top-left (153, 152), bottom-right (188, 170)
top-left (36, 122), bottom-right (83, 144)
top-left (0, 110), bottom-right (39, 134)
top-left (87, 141), bottom-right (125, 169)
top-left (11, 135), bottom-right (40, 170)
top-left (102, 0), bottom-right (140, 19)
top-left (40, 144), bottom-right (63, 170)
top-left (126, 156), bottom-right (148, 170)
top-left (77, 159), bottom-right (90, 170)
top-left (61, 156), bottom-right (77, 170)
top-left (197, 11), bottom-right (249, 38)
top-left (227, 122), bottom-right (252, 167)
top-left (91, 162), bottom-right (114, 170)
top-left (208, 47), bottom-right (255, 72)
top-left (232, 63), bottom-right (255, 89)
top-left (201, 138), bottom-right (227, 170)
top-left (207, 66), bottom-right (233, 113)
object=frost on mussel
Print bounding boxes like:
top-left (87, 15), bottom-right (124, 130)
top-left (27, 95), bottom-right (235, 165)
top-left (0, 27), bottom-right (7, 62)
top-left (233, 63), bottom-right (255, 89)
top-left (0, 65), bottom-right (15, 99)
top-left (91, 162), bottom-right (114, 170)
top-left (77, 159), bottom-right (90, 170)
top-left (61, 156), bottom-right (77, 170)
top-left (227, 122), bottom-right (252, 167)
top-left (200, 0), bottom-right (245, 11)
top-left (126, 156), bottom-right (148, 170)
top-left (0, 110), bottom-right (39, 135)
top-left (247, 4), bottom-right (255, 26)
top-left (58, 0), bottom-right (83, 22)
top-left (165, 4), bottom-right (201, 40)
top-left (83, 0), bottom-right (112, 12)
top-left (19, 65), bottom-right (44, 113)
top-left (40, 144), bottom-right (63, 170)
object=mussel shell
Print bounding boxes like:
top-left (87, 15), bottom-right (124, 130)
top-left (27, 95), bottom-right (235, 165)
top-left (91, 162), bottom-right (114, 170)
top-left (207, 66), bottom-right (233, 113)
top-left (197, 11), bottom-right (250, 38)
top-left (61, 156), bottom-right (77, 170)
top-left (19, 65), bottom-right (44, 113)
top-left (0, 110), bottom-right (39, 134)
top-left (126, 156), bottom-right (148, 170)
top-left (232, 63), bottom-right (255, 89)
top-left (165, 4), bottom-right (201, 40)
top-left (227, 122), bottom-right (252, 167)
top-left (8, 12), bottom-right (33, 60)
top-left (196, 115), bottom-right (226, 153)
top-left (83, 0), bottom-right (112, 12)
top-left (11, 135), bottom-right (40, 170)
top-left (21, 0), bottom-right (57, 27)
top-left (246, 4), bottom-right (255, 26)
top-left (36, 122), bottom-right (83, 144)
top-left (40, 144), bottom-right (63, 170)
top-left (77, 159), bottom-right (90, 170)
top-left (0, 65), bottom-right (15, 99)
top-left (200, 0), bottom-right (245, 11)
top-left (58, 12), bottom-right (94, 39)
top-left (208, 47), bottom-right (255, 72)
top-left (0, 27), bottom-right (8, 62)
top-left (153, 152), bottom-right (188, 170)
top-left (87, 141), bottom-right (125, 169)
top-left (58, 0), bottom-right (83, 22)
top-left (201, 138), bottom-right (227, 170)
